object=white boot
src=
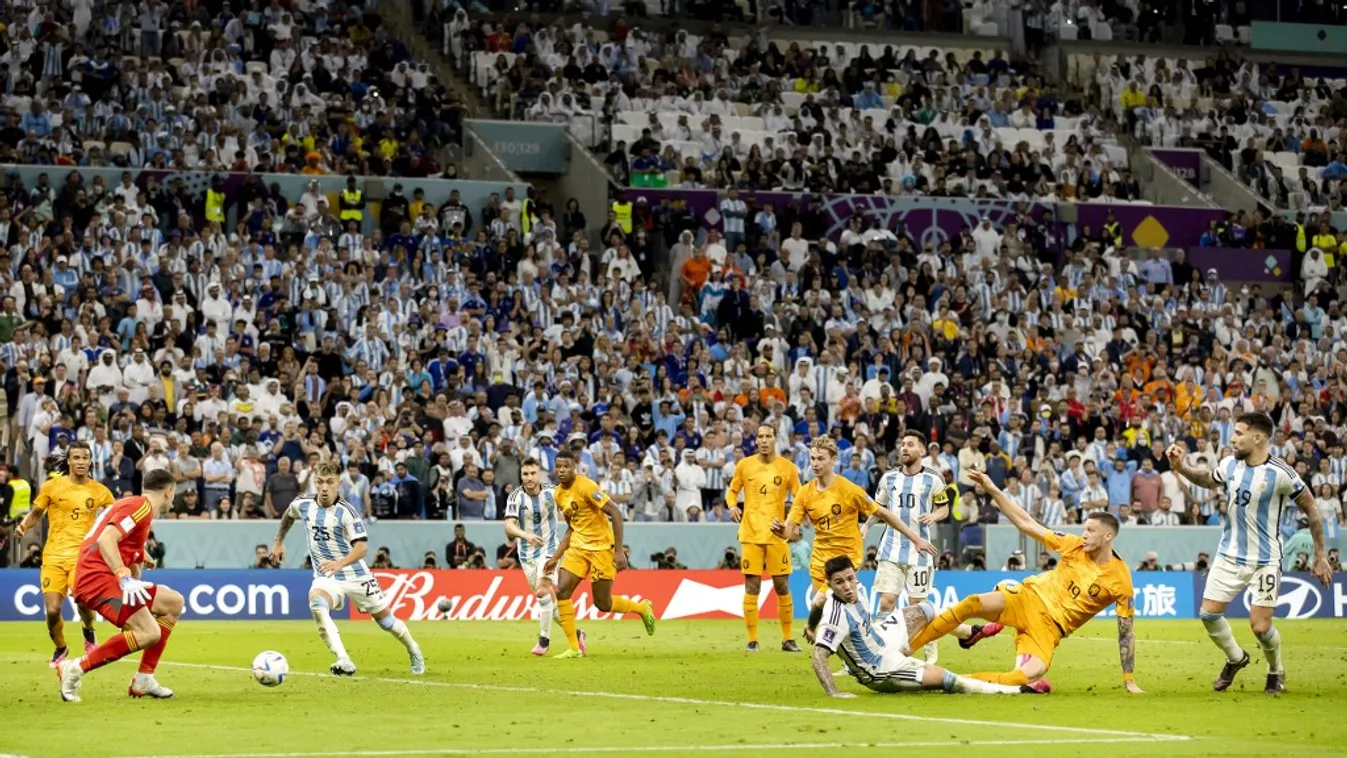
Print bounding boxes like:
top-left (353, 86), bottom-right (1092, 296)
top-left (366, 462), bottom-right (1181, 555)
top-left (129, 672), bottom-right (175, 699)
top-left (57, 659), bottom-right (83, 702)
top-left (331, 657), bottom-right (357, 676)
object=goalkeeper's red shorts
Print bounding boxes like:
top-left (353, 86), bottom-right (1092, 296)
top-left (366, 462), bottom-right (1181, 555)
top-left (74, 572), bottom-right (158, 627)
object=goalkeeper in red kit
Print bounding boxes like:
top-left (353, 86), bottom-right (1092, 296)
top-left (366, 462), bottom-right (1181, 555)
top-left (57, 469), bottom-right (183, 702)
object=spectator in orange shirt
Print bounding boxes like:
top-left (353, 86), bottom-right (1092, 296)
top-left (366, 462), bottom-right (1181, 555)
top-left (680, 246), bottom-right (713, 296)
top-left (1174, 367), bottom-right (1203, 418)
top-left (1142, 365), bottom-right (1175, 406)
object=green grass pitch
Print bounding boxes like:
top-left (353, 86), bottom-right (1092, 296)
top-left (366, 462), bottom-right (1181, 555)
top-left (1, 618), bottom-right (1344, 758)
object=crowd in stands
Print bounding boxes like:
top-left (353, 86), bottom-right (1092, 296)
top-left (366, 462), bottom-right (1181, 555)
top-left (0, 0), bottom-right (465, 177)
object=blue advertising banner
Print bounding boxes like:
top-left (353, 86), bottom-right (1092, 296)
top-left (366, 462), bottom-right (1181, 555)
top-left (1214, 572), bottom-right (1347, 620)
top-left (0, 570), bottom-right (329, 622)
top-left (789, 570), bottom-right (1195, 620)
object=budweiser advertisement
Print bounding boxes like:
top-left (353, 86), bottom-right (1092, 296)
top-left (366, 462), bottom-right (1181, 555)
top-left (350, 570), bottom-right (781, 622)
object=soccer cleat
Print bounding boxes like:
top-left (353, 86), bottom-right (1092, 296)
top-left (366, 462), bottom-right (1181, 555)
top-left (1213, 651), bottom-right (1250, 692)
top-left (128, 673), bottom-right (175, 699)
top-left (82, 627), bottom-right (97, 652)
top-left (409, 650), bottom-right (426, 676)
top-left (746, 641), bottom-right (760, 653)
top-left (554, 648), bottom-right (585, 659)
top-left (638, 600), bottom-right (657, 636)
top-left (57, 659), bottom-right (83, 702)
top-left (1019, 679), bottom-right (1053, 695)
top-left (781, 640), bottom-right (802, 653)
top-left (1264, 673), bottom-right (1285, 695)
top-left (959, 623), bottom-right (1004, 650)
top-left (50, 646), bottom-right (69, 668)
top-left (330, 657), bottom-right (357, 676)
top-left (532, 637), bottom-right (550, 656)
top-left (84, 639), bottom-right (96, 655)
top-left (577, 629), bottom-right (588, 656)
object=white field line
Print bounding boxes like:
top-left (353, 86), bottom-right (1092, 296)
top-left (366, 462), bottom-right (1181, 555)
top-left (152, 660), bottom-right (1192, 742)
top-left (109, 737), bottom-right (1193, 758)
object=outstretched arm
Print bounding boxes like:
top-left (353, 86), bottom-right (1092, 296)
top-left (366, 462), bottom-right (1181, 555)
top-left (1165, 444), bottom-right (1218, 489)
top-left (873, 506), bottom-right (936, 555)
top-left (1295, 488), bottom-right (1333, 586)
top-left (968, 471), bottom-right (1049, 543)
top-left (1117, 615), bottom-right (1143, 693)
top-left (811, 645), bottom-right (853, 698)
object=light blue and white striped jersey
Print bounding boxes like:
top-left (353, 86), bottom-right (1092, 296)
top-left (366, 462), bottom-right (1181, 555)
top-left (504, 486), bottom-right (561, 564)
top-left (873, 467), bottom-right (948, 567)
top-left (815, 593), bottom-right (909, 685)
top-left (285, 497), bottom-right (371, 582)
top-left (1211, 455), bottom-right (1306, 568)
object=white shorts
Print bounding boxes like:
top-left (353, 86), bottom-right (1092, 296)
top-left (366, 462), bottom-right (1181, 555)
top-left (521, 557), bottom-right (559, 591)
top-left (1203, 555), bottom-right (1281, 608)
top-left (312, 575), bottom-right (390, 615)
top-left (874, 561), bottom-right (935, 599)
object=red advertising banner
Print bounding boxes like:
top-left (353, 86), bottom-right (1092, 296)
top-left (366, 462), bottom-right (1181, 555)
top-left (351, 570), bottom-right (781, 622)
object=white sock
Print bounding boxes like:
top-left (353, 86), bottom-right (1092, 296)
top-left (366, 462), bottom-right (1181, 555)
top-left (923, 641), bottom-right (938, 664)
top-left (1200, 613), bottom-right (1244, 663)
top-left (537, 594), bottom-right (555, 641)
top-left (312, 607), bottom-right (348, 660)
top-left (1255, 627), bottom-right (1283, 674)
top-left (948, 673), bottom-right (1022, 695)
top-left (383, 618), bottom-right (421, 655)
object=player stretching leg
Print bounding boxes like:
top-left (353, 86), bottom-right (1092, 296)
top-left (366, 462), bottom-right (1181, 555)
top-left (58, 470), bottom-right (182, 702)
top-left (868, 432), bottom-right (950, 663)
top-left (270, 461), bottom-right (425, 676)
top-left (726, 424), bottom-right (803, 653)
top-left (544, 451), bottom-right (656, 658)
top-left (16, 443), bottom-right (115, 665)
top-left (812, 556), bottom-right (1051, 698)
top-left (505, 458), bottom-right (584, 656)
top-left (771, 437), bottom-right (935, 642)
top-left (903, 471), bottom-right (1143, 693)
top-left (1167, 412), bottom-right (1332, 694)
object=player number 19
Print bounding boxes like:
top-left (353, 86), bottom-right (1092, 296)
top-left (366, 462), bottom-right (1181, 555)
top-left (1257, 574), bottom-right (1277, 594)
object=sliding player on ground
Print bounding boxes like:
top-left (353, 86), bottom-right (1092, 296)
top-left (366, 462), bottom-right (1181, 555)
top-left (869, 431), bottom-right (949, 663)
top-left (811, 556), bottom-right (1050, 698)
top-left (726, 424), bottom-right (802, 653)
top-left (544, 451), bottom-right (657, 658)
top-left (57, 469), bottom-right (181, 702)
top-left (505, 457), bottom-right (577, 656)
top-left (1166, 412), bottom-right (1332, 694)
top-left (16, 442), bottom-right (115, 665)
top-left (270, 460), bottom-right (425, 676)
top-left (904, 470), bottom-right (1144, 693)
top-left (771, 437), bottom-right (935, 640)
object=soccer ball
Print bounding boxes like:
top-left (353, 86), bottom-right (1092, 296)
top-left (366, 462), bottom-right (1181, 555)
top-left (436, 598), bottom-right (452, 618)
top-left (252, 651), bottom-right (288, 687)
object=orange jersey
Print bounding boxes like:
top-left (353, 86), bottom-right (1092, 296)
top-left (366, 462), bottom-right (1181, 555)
top-left (727, 455), bottom-right (801, 544)
top-left (75, 496), bottom-right (156, 580)
top-left (33, 476), bottom-right (115, 564)
top-left (788, 475), bottom-right (878, 559)
top-left (555, 475), bottom-right (615, 551)
top-left (1022, 531), bottom-right (1134, 635)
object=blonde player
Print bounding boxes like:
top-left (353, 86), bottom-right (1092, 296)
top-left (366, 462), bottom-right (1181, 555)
top-left (726, 424), bottom-right (802, 653)
top-left (505, 458), bottom-right (574, 656)
top-left (772, 437), bottom-right (936, 640)
top-left (15, 442), bottom-right (115, 665)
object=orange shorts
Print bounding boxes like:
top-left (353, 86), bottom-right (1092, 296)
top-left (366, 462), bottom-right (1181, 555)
top-left (995, 580), bottom-right (1063, 669)
top-left (740, 542), bottom-right (792, 577)
top-left (810, 550), bottom-right (864, 593)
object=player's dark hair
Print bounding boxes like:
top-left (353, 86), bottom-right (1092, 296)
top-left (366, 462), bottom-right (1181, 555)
top-left (554, 450), bottom-right (575, 463)
top-left (824, 555), bottom-right (856, 578)
top-left (521, 457), bottom-right (541, 469)
top-left (142, 469), bottom-right (176, 493)
top-left (902, 431), bottom-right (928, 448)
top-left (1086, 512), bottom-right (1121, 535)
top-left (1236, 412), bottom-right (1275, 438)
top-left (66, 441), bottom-right (92, 456)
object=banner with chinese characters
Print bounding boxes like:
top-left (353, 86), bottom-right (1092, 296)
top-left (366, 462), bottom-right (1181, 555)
top-left (789, 570), bottom-right (1195, 619)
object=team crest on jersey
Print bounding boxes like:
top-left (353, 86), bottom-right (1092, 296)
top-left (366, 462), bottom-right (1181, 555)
top-left (1053, 531), bottom-right (1067, 537)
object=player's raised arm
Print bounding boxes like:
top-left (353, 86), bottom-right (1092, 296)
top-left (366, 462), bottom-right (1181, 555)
top-left (1165, 444), bottom-right (1219, 489)
top-left (967, 471), bottom-right (1050, 543)
top-left (1293, 487), bottom-right (1333, 586)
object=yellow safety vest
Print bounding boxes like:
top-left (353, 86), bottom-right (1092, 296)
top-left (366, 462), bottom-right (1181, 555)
top-left (613, 201), bottom-right (632, 234)
top-left (340, 189), bottom-right (364, 221)
top-left (205, 189), bottom-right (226, 223)
top-left (1295, 223), bottom-right (1306, 253)
top-left (520, 198), bottom-right (533, 236)
top-left (8, 478), bottom-right (31, 519)
top-left (1103, 221), bottom-right (1122, 247)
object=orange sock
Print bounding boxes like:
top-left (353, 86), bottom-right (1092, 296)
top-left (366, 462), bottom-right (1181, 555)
top-left (909, 594), bottom-right (983, 650)
top-left (744, 593), bottom-right (760, 643)
top-left (777, 595), bottom-right (794, 642)
top-left (971, 669), bottom-right (1031, 686)
top-left (81, 630), bottom-right (139, 673)
top-left (609, 596), bottom-right (642, 615)
top-left (556, 598), bottom-right (580, 650)
top-left (138, 617), bottom-right (176, 674)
